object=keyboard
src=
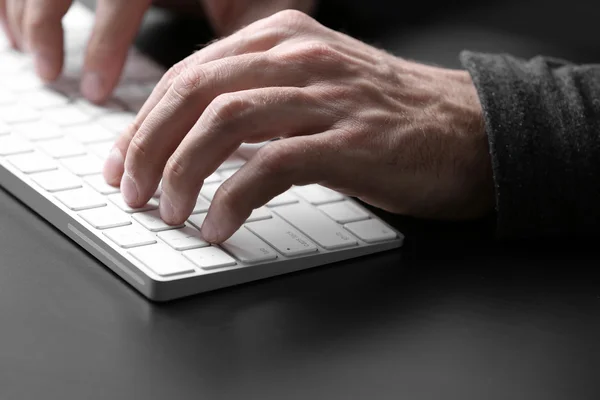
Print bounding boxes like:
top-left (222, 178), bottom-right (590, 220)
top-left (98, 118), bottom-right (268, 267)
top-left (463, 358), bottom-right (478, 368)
top-left (0, 3), bottom-right (404, 301)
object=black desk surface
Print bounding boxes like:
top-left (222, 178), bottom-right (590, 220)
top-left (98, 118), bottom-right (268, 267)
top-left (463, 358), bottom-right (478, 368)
top-left (2, 2), bottom-right (600, 399)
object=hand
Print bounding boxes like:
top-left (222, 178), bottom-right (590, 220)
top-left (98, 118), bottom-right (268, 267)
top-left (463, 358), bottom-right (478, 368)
top-left (200, 0), bottom-right (317, 35)
top-left (0, 0), bottom-right (153, 103)
top-left (103, 10), bottom-right (494, 243)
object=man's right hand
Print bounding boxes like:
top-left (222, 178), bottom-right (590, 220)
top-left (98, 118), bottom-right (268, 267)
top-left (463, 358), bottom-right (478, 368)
top-left (0, 0), bottom-right (153, 103)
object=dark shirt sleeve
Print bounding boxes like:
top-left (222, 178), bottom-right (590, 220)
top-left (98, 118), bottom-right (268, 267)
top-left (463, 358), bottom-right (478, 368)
top-left (459, 51), bottom-right (600, 238)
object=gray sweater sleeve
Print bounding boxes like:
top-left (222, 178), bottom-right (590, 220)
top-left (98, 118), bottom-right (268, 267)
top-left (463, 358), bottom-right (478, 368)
top-left (459, 51), bottom-right (600, 238)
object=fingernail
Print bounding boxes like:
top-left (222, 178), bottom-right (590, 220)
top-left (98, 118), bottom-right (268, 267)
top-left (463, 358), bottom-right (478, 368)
top-left (103, 147), bottom-right (125, 183)
top-left (81, 72), bottom-right (104, 103)
top-left (201, 216), bottom-right (219, 243)
top-left (159, 193), bottom-right (175, 223)
top-left (121, 171), bottom-right (138, 205)
top-left (34, 52), bottom-right (57, 82)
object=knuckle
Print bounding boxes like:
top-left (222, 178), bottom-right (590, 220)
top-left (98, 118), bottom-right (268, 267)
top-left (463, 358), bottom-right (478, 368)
top-left (275, 41), bottom-right (339, 66)
top-left (255, 142), bottom-right (294, 176)
top-left (205, 93), bottom-right (251, 129)
top-left (164, 61), bottom-right (186, 83)
top-left (127, 134), bottom-right (148, 165)
top-left (164, 155), bottom-right (186, 182)
top-left (269, 9), bottom-right (313, 29)
top-left (172, 66), bottom-right (208, 99)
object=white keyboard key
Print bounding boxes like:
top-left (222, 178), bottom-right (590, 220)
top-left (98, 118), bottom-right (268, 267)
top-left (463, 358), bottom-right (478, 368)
top-left (221, 227), bottom-right (277, 263)
top-left (266, 191), bottom-right (298, 207)
top-left (61, 154), bottom-right (104, 176)
top-left (84, 174), bottom-right (120, 195)
top-left (78, 207), bottom-right (131, 230)
top-left (54, 187), bottom-right (107, 211)
top-left (344, 219), bottom-right (399, 243)
top-left (97, 112), bottom-right (135, 133)
top-left (0, 105), bottom-right (40, 124)
top-left (246, 207), bottom-right (271, 222)
top-left (86, 141), bottom-right (113, 159)
top-left (30, 169), bottom-right (82, 192)
top-left (64, 124), bottom-right (114, 144)
top-left (199, 182), bottom-right (221, 201)
top-left (183, 246), bottom-right (237, 270)
top-left (74, 98), bottom-right (123, 117)
top-left (157, 225), bottom-right (209, 251)
top-left (292, 184), bottom-right (344, 205)
top-left (205, 171), bottom-right (222, 184)
top-left (219, 169), bottom-right (237, 179)
top-left (187, 213), bottom-right (207, 230)
top-left (192, 196), bottom-right (211, 214)
top-left (6, 151), bottom-right (57, 174)
top-left (103, 225), bottom-right (156, 249)
top-left (113, 84), bottom-right (148, 110)
top-left (0, 135), bottom-right (33, 156)
top-left (246, 218), bottom-right (318, 257)
top-left (43, 106), bottom-right (91, 126)
top-left (12, 120), bottom-right (63, 141)
top-left (218, 153), bottom-right (245, 170)
top-left (129, 243), bottom-right (196, 277)
top-left (1, 73), bottom-right (43, 92)
top-left (274, 203), bottom-right (358, 250)
top-left (108, 193), bottom-right (159, 213)
top-left (20, 89), bottom-right (69, 109)
top-left (38, 138), bottom-right (86, 158)
top-left (0, 52), bottom-right (29, 73)
top-left (0, 89), bottom-right (16, 105)
top-left (132, 209), bottom-right (183, 232)
top-left (318, 201), bottom-right (370, 224)
top-left (0, 120), bottom-right (11, 135)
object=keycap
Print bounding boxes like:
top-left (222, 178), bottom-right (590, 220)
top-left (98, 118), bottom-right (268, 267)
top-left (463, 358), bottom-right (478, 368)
top-left (103, 225), bottom-right (156, 249)
top-left (205, 171), bottom-right (222, 184)
top-left (113, 84), bottom-right (148, 110)
top-left (78, 207), bottom-right (131, 229)
top-left (61, 154), bottom-right (104, 176)
top-left (344, 220), bottom-right (399, 243)
top-left (187, 213), bottom-right (207, 230)
top-left (0, 120), bottom-right (11, 135)
top-left (38, 138), bottom-right (86, 158)
top-left (1, 73), bottom-right (43, 92)
top-left (0, 105), bottom-right (40, 124)
top-left (246, 207), bottom-right (271, 222)
top-left (30, 170), bottom-right (82, 192)
top-left (108, 193), bottom-right (159, 213)
top-left (246, 218), bottom-right (318, 257)
top-left (266, 192), bottom-right (298, 207)
top-left (86, 141), bottom-right (113, 159)
top-left (0, 135), bottom-right (33, 156)
top-left (54, 188), bottom-right (107, 211)
top-left (221, 227), bottom-right (277, 263)
top-left (43, 106), bottom-right (91, 127)
top-left (157, 225), bottom-right (209, 251)
top-left (192, 196), bottom-right (211, 214)
top-left (74, 98), bottom-right (123, 117)
top-left (20, 89), bottom-right (69, 109)
top-left (183, 246), bottom-right (237, 270)
top-left (218, 153), bottom-right (245, 170)
top-left (199, 182), bottom-right (221, 201)
top-left (274, 203), bottom-right (358, 250)
top-left (64, 124), bottom-right (114, 144)
top-left (219, 169), bottom-right (237, 179)
top-left (129, 243), bottom-right (196, 277)
top-left (0, 89), bottom-right (16, 105)
top-left (6, 151), bottom-right (57, 174)
top-left (318, 201), bottom-right (370, 224)
top-left (97, 112), bottom-right (135, 133)
top-left (84, 174), bottom-right (120, 195)
top-left (12, 120), bottom-right (63, 141)
top-left (132, 209), bottom-right (183, 232)
top-left (0, 51), bottom-right (30, 74)
top-left (292, 184), bottom-right (344, 205)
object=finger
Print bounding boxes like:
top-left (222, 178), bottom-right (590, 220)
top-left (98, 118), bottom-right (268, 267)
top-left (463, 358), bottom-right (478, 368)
top-left (24, 0), bottom-right (72, 82)
top-left (159, 86), bottom-right (335, 225)
top-left (6, 0), bottom-right (25, 50)
top-left (110, 52), bottom-right (312, 209)
top-left (200, 136), bottom-right (332, 243)
top-left (81, 0), bottom-right (151, 103)
top-left (0, 0), bottom-right (16, 48)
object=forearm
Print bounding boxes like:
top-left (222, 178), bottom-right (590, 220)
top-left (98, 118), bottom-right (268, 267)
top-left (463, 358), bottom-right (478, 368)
top-left (460, 51), bottom-right (600, 237)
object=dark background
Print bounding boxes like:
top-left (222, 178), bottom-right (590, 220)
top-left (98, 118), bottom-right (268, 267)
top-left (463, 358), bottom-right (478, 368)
top-left (2, 1), bottom-right (600, 399)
